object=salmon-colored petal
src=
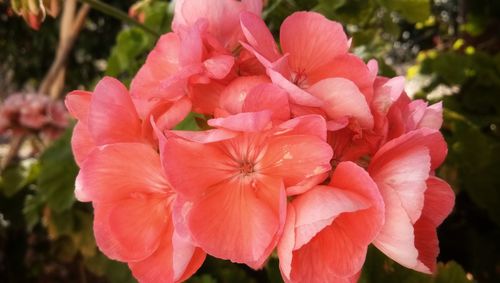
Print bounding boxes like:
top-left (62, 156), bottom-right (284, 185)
top-left (204, 54), bottom-right (235, 79)
top-left (280, 12), bottom-right (348, 74)
top-left (415, 101), bottom-right (443, 130)
top-left (189, 81), bottom-right (225, 114)
top-left (88, 77), bottom-right (142, 145)
top-left (279, 163), bottom-right (383, 282)
top-left (240, 11), bottom-right (280, 62)
top-left (308, 54), bottom-right (374, 102)
top-left (373, 186), bottom-right (421, 272)
top-left (169, 128), bottom-right (238, 143)
top-left (162, 138), bottom-right (234, 199)
top-left (219, 75), bottom-right (270, 115)
top-left (414, 176), bottom-right (455, 272)
top-left (71, 122), bottom-right (95, 168)
top-left (275, 114), bottom-right (328, 141)
top-left (187, 177), bottom-right (282, 269)
top-left (292, 186), bottom-right (371, 250)
top-left (76, 143), bottom-right (169, 202)
top-left (142, 97), bottom-right (192, 144)
top-left (208, 111), bottom-right (272, 132)
top-left (268, 69), bottom-right (324, 107)
top-left (130, 33), bottom-right (184, 100)
top-left (243, 83), bottom-right (291, 122)
top-left (64, 90), bottom-right (91, 121)
top-left (370, 145), bottom-right (430, 223)
top-left (308, 78), bottom-right (374, 129)
top-left (260, 134), bottom-right (332, 189)
top-left (372, 128), bottom-right (447, 171)
top-left (93, 197), bottom-right (168, 262)
top-left (129, 228), bottom-right (206, 283)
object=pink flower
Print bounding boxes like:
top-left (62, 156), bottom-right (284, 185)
top-left (65, 77), bottom-right (190, 165)
top-left (161, 113), bottom-right (332, 268)
top-left (173, 0), bottom-right (262, 50)
top-left (278, 162), bottom-right (384, 283)
top-left (76, 142), bottom-right (205, 282)
top-left (240, 11), bottom-right (374, 109)
top-left (368, 128), bottom-right (454, 273)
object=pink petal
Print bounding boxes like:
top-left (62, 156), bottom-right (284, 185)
top-left (71, 122), bottom-right (95, 167)
top-left (369, 144), bottom-right (430, 223)
top-left (129, 229), bottom-right (206, 283)
top-left (76, 143), bottom-right (169, 202)
top-left (88, 77), bottom-right (142, 145)
top-left (268, 69), bottom-right (324, 107)
top-left (65, 90), bottom-right (91, 121)
top-left (203, 54), bottom-right (235, 79)
top-left (308, 78), bottom-right (374, 129)
top-left (417, 101), bottom-right (443, 130)
top-left (414, 176), bottom-right (455, 272)
top-left (208, 111), bottom-right (273, 132)
top-left (130, 33), bottom-right (184, 100)
top-left (240, 11), bottom-right (280, 62)
top-left (219, 75), bottom-right (270, 115)
top-left (373, 128), bottom-right (447, 171)
top-left (242, 83), bottom-right (291, 122)
top-left (274, 114), bottom-right (328, 141)
top-left (162, 137), bottom-right (236, 199)
top-left (280, 12), bottom-right (348, 74)
top-left (189, 81), bottom-right (225, 114)
top-left (260, 134), bottom-right (332, 190)
top-left (373, 185), bottom-right (421, 272)
top-left (308, 54), bottom-right (375, 102)
top-left (279, 162), bottom-right (384, 282)
top-left (187, 177), bottom-right (283, 269)
top-left (93, 197), bottom-right (168, 262)
top-left (168, 128), bottom-right (238, 143)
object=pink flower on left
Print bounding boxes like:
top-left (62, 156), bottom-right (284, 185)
top-left (65, 77), bottom-right (205, 283)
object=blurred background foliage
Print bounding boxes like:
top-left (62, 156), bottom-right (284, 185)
top-left (0, 0), bottom-right (499, 282)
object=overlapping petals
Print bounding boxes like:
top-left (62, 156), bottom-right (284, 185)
top-left (66, 2), bottom-right (455, 282)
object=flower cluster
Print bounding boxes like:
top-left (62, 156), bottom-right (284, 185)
top-left (66, 1), bottom-right (455, 282)
top-left (0, 93), bottom-right (68, 140)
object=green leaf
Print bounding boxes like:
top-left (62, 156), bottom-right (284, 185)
top-left (0, 158), bottom-right (39, 197)
top-left (37, 128), bottom-right (79, 213)
top-left (434, 262), bottom-right (472, 283)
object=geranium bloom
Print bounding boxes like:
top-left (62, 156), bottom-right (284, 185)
top-left (368, 128), bottom-right (454, 273)
top-left (161, 113), bottom-right (333, 268)
top-left (240, 11), bottom-right (374, 108)
top-left (278, 162), bottom-right (385, 283)
top-left (76, 142), bottom-right (205, 282)
top-left (65, 77), bottom-right (190, 165)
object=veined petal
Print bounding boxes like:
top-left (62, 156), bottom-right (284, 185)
top-left (76, 143), bottom-right (169, 202)
top-left (280, 12), bottom-right (348, 74)
top-left (71, 122), bottom-right (95, 168)
top-left (259, 134), bottom-right (332, 190)
top-left (93, 197), bottom-right (168, 262)
top-left (308, 78), bottom-right (374, 129)
top-left (208, 111), bottom-right (273, 132)
top-left (218, 75), bottom-right (270, 115)
top-left (88, 77), bottom-right (142, 145)
top-left (242, 83), bottom-right (291, 122)
top-left (240, 11), bottom-right (280, 62)
top-left (187, 177), bottom-right (283, 269)
top-left (65, 90), bottom-right (91, 121)
top-left (414, 177), bottom-right (455, 272)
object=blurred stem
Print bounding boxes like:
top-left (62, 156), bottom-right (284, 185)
top-left (38, 2), bottom-right (91, 97)
top-left (263, 0), bottom-right (284, 19)
top-left (444, 108), bottom-right (477, 127)
top-left (78, 0), bottom-right (159, 37)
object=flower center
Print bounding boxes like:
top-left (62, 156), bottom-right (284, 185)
top-left (239, 161), bottom-right (255, 175)
top-left (291, 70), bottom-right (309, 89)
